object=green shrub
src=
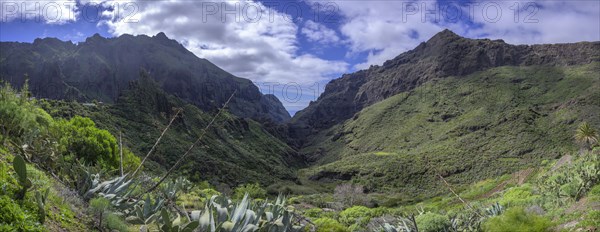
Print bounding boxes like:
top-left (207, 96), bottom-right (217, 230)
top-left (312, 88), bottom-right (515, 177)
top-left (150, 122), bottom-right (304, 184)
top-left (482, 207), bottom-right (553, 232)
top-left (313, 217), bottom-right (348, 232)
top-left (577, 210), bottom-right (600, 228)
top-left (0, 83), bottom-right (52, 145)
top-left (233, 183), bottom-right (267, 200)
top-left (339, 206), bottom-right (370, 226)
top-left (105, 212), bottom-right (129, 232)
top-left (121, 148), bottom-right (141, 173)
top-left (499, 184), bottom-right (539, 207)
top-left (304, 208), bottom-right (324, 219)
top-left (89, 197), bottom-right (111, 216)
top-left (54, 116), bottom-right (121, 170)
top-left (0, 195), bottom-right (44, 231)
top-left (415, 212), bottom-right (451, 232)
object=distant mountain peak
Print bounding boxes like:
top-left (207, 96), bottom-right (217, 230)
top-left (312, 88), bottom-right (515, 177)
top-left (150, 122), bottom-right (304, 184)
top-left (424, 29), bottom-right (464, 45)
top-left (154, 32), bottom-right (170, 41)
top-left (85, 33), bottom-right (106, 43)
top-left (0, 33), bottom-right (292, 123)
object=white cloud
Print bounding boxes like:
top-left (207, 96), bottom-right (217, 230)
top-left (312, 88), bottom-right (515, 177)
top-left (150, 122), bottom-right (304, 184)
top-left (308, 0), bottom-right (600, 69)
top-left (1, 0), bottom-right (79, 24)
top-left (462, 1), bottom-right (600, 45)
top-left (301, 20), bottom-right (340, 44)
top-left (96, 0), bottom-right (347, 87)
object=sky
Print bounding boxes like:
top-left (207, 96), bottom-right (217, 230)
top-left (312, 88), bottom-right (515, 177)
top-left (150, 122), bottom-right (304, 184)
top-left (1, 0), bottom-right (599, 115)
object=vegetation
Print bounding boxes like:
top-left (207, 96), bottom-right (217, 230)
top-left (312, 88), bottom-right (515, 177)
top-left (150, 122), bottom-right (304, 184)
top-left (1, 63), bottom-right (598, 231)
top-left (0, 82), bottom-right (307, 231)
top-left (39, 74), bottom-right (301, 187)
top-left (299, 63), bottom-right (600, 198)
top-left (482, 207), bottom-right (553, 232)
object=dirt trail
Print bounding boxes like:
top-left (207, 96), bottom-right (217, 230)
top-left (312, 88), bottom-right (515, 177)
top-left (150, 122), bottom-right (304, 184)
top-left (480, 155), bottom-right (572, 199)
top-left (551, 155), bottom-right (572, 172)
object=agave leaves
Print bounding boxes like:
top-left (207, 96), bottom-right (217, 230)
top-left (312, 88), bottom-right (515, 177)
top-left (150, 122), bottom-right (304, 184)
top-left (162, 177), bottom-right (193, 201)
top-left (84, 174), bottom-right (139, 211)
top-left (190, 194), bottom-right (303, 232)
top-left (157, 208), bottom-right (200, 232)
top-left (126, 195), bottom-right (165, 225)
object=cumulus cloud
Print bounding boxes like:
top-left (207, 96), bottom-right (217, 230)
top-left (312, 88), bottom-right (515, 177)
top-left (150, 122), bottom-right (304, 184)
top-left (95, 0), bottom-right (348, 87)
top-left (0, 0), bottom-right (79, 24)
top-left (309, 0), bottom-right (600, 69)
top-left (301, 20), bottom-right (340, 44)
top-left (462, 1), bottom-right (600, 44)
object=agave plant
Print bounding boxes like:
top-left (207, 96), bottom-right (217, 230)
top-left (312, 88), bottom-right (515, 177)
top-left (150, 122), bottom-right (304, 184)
top-left (84, 174), bottom-right (139, 211)
top-left (379, 214), bottom-right (418, 232)
top-left (162, 177), bottom-right (192, 201)
top-left (126, 195), bottom-right (165, 225)
top-left (484, 202), bottom-right (503, 217)
top-left (153, 208), bottom-right (199, 232)
top-left (191, 194), bottom-right (304, 232)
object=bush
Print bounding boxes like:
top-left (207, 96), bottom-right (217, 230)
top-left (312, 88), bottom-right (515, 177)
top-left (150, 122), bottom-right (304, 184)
top-left (0, 195), bottom-right (44, 231)
top-left (304, 208), bottom-right (324, 219)
top-left (313, 217), bottom-right (349, 232)
top-left (54, 116), bottom-right (121, 170)
top-left (233, 183), bottom-right (267, 200)
top-left (105, 212), bottom-right (129, 232)
top-left (89, 197), bottom-right (110, 214)
top-left (339, 206), bottom-right (388, 229)
top-left (0, 83), bottom-right (52, 145)
top-left (578, 210), bottom-right (600, 228)
top-left (499, 184), bottom-right (539, 207)
top-left (415, 212), bottom-right (451, 232)
top-left (482, 207), bottom-right (553, 232)
top-left (121, 148), bottom-right (141, 173)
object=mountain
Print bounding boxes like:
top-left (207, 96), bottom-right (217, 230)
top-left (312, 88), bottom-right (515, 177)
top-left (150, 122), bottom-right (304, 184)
top-left (291, 30), bottom-right (599, 137)
top-left (289, 30), bottom-right (600, 197)
top-left (41, 73), bottom-right (303, 187)
top-left (0, 32), bottom-right (291, 122)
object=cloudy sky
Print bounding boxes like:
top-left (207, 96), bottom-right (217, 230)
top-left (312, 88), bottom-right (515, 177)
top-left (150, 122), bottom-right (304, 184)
top-left (1, 0), bottom-right (599, 115)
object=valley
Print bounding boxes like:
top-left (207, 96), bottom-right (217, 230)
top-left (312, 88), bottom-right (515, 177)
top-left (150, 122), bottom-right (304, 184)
top-left (1, 30), bottom-right (599, 231)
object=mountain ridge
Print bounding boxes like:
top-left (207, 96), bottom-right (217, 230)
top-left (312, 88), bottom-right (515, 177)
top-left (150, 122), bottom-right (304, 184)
top-left (290, 30), bottom-right (600, 143)
top-left (0, 32), bottom-right (291, 123)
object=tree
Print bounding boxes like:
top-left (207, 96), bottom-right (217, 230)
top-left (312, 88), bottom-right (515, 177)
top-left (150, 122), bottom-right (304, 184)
top-left (334, 184), bottom-right (366, 208)
top-left (233, 183), bottom-right (267, 200)
top-left (54, 116), bottom-right (120, 171)
top-left (575, 122), bottom-right (598, 152)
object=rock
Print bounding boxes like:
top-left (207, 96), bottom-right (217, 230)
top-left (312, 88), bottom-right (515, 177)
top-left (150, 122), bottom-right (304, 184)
top-left (290, 29), bottom-right (600, 145)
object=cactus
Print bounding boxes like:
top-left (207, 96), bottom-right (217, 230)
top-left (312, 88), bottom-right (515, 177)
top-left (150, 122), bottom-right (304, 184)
top-left (35, 188), bottom-right (50, 223)
top-left (13, 154), bottom-right (32, 200)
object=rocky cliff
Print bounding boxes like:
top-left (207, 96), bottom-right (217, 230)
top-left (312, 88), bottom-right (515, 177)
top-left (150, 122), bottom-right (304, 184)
top-left (291, 29), bottom-right (600, 141)
top-left (0, 33), bottom-right (291, 122)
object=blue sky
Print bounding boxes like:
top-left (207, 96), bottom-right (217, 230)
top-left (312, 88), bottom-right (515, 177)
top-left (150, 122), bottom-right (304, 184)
top-left (1, 0), bottom-right (599, 115)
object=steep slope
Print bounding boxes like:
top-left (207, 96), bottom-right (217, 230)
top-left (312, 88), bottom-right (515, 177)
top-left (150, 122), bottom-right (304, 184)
top-left (299, 63), bottom-right (600, 198)
top-left (291, 30), bottom-right (600, 137)
top-left (41, 74), bottom-right (303, 187)
top-left (0, 33), bottom-right (290, 122)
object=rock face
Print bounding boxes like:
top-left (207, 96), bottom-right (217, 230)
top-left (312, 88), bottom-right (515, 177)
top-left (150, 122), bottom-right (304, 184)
top-left (291, 29), bottom-right (600, 142)
top-left (0, 33), bottom-right (291, 122)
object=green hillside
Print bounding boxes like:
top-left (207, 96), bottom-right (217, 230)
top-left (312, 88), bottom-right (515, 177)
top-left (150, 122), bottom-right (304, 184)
top-left (299, 63), bottom-right (600, 198)
top-left (39, 73), bottom-right (303, 187)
